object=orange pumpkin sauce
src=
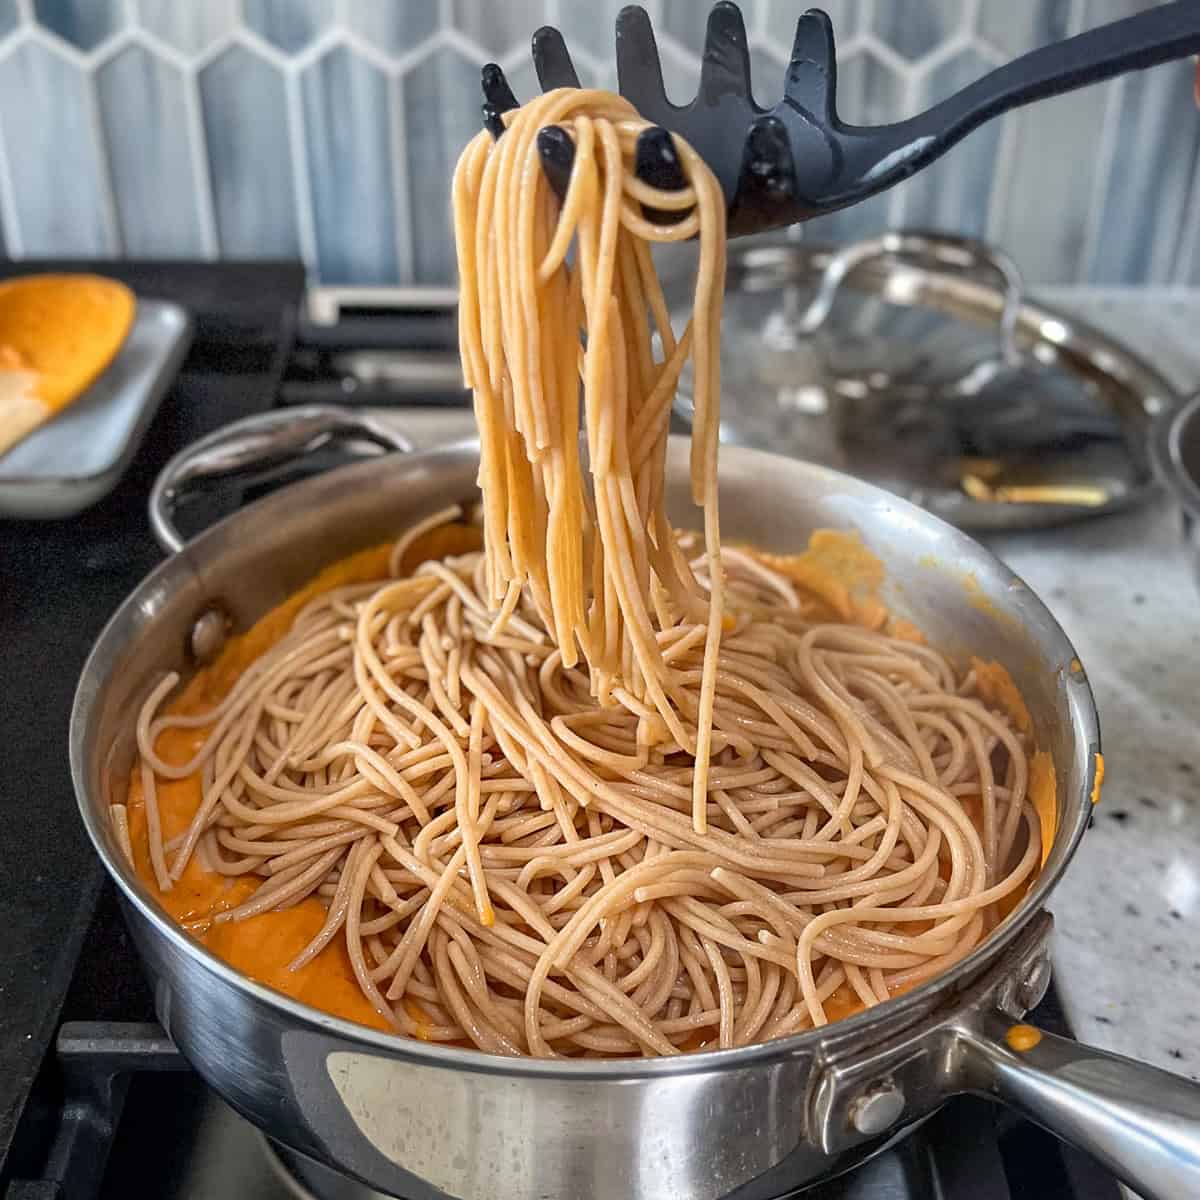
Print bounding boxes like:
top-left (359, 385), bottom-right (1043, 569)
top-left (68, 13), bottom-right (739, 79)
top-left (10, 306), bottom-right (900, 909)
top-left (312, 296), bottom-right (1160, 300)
top-left (120, 524), bottom-right (1046, 1043)
top-left (123, 524), bottom-right (481, 1033)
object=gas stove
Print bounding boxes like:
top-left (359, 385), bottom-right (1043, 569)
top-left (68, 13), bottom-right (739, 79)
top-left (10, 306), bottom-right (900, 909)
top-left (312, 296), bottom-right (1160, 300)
top-left (0, 264), bottom-right (1128, 1200)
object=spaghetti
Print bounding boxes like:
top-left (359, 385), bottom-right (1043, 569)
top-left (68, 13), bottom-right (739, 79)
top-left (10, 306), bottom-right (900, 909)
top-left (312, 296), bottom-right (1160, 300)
top-left (120, 90), bottom-right (1040, 1057)
top-left (454, 89), bottom-right (726, 834)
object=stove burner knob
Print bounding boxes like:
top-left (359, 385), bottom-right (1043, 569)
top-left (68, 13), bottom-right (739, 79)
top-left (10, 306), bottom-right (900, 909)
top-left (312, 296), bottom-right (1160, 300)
top-left (849, 1081), bottom-right (906, 1137)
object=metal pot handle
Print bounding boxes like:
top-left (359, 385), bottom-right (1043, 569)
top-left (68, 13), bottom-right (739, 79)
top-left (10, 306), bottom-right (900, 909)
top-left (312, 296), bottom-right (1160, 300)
top-left (813, 913), bottom-right (1200, 1200)
top-left (954, 1014), bottom-right (1200, 1200)
top-left (148, 405), bottom-right (413, 554)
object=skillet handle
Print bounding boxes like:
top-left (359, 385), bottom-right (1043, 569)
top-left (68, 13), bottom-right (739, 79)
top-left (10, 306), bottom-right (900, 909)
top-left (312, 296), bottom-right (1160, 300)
top-left (955, 1011), bottom-right (1200, 1200)
top-left (149, 405), bottom-right (412, 554)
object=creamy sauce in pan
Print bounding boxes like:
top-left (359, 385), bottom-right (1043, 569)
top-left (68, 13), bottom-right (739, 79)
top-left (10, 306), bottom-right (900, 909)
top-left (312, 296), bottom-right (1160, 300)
top-left (120, 527), bottom-right (1045, 1039)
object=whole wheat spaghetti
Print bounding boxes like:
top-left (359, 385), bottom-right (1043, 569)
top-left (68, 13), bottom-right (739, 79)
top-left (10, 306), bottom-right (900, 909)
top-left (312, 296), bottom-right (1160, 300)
top-left (122, 91), bottom-right (1039, 1057)
top-left (454, 89), bottom-right (726, 834)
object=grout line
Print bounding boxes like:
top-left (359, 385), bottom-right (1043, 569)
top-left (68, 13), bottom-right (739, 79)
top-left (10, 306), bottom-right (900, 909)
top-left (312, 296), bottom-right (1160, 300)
top-left (969, 33), bottom-right (1004, 69)
top-left (911, 31), bottom-right (973, 78)
top-left (339, 27), bottom-right (397, 73)
top-left (858, 0), bottom-right (875, 40)
top-left (439, 26), bottom-right (490, 69)
top-left (855, 31), bottom-right (913, 79)
top-left (182, 58), bottom-right (219, 258)
top-left (194, 30), bottom-right (236, 72)
top-left (836, 33), bottom-right (868, 58)
top-left (751, 34), bottom-right (789, 70)
top-left (1077, 75), bottom-right (1124, 284)
top-left (387, 32), bottom-right (445, 79)
top-left (129, 26), bottom-right (189, 72)
top-left (231, 25), bottom-right (290, 70)
top-left (84, 28), bottom-right (137, 70)
top-left (499, 41), bottom-right (530, 73)
top-left (14, 0), bottom-right (32, 21)
top-left (389, 70), bottom-right (414, 283)
top-left (0, 23), bottom-right (26, 58)
top-left (292, 26), bottom-right (343, 72)
top-left (284, 62), bottom-right (319, 278)
top-left (885, 49), bottom-right (928, 230)
top-left (25, 23), bottom-right (86, 67)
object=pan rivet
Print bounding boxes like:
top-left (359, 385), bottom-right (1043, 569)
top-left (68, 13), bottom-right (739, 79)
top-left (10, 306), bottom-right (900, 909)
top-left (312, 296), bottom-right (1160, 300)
top-left (1018, 956), bottom-right (1052, 1011)
top-left (850, 1083), bottom-right (905, 1136)
top-left (190, 607), bottom-right (229, 664)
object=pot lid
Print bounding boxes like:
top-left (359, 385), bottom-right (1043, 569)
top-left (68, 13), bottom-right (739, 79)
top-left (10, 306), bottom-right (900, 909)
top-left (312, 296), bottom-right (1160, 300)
top-left (673, 231), bottom-right (1177, 530)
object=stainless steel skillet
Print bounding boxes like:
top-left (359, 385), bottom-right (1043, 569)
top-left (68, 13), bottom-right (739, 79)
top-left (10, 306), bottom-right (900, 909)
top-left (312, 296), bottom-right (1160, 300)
top-left (71, 407), bottom-right (1200, 1200)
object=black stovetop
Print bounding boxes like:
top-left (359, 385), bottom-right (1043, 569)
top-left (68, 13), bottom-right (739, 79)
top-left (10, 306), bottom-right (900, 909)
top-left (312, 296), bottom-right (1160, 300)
top-left (0, 259), bottom-right (305, 1186)
top-left (0, 261), bottom-right (1124, 1200)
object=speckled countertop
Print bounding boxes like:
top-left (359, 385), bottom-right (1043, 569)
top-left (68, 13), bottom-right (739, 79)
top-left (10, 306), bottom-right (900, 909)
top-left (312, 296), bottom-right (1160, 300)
top-left (388, 287), bottom-right (1200, 1085)
top-left (993, 288), bottom-right (1200, 1082)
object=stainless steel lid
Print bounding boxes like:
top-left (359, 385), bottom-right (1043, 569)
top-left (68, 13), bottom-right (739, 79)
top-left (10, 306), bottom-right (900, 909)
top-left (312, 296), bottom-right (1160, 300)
top-left (674, 231), bottom-right (1179, 530)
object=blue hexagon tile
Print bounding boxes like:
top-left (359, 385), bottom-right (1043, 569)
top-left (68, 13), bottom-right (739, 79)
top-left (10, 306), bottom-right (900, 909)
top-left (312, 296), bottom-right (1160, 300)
top-left (301, 45), bottom-right (399, 283)
top-left (33, 0), bottom-right (123, 52)
top-left (242, 0), bottom-right (334, 55)
top-left (869, 0), bottom-right (964, 61)
top-left (97, 45), bottom-right (207, 256)
top-left (200, 45), bottom-right (300, 258)
top-left (342, 0), bottom-right (438, 59)
top-left (402, 44), bottom-right (481, 283)
top-left (0, 40), bottom-right (115, 254)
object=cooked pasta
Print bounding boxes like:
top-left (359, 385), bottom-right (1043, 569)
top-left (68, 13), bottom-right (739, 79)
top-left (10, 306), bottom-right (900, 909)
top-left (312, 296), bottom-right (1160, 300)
top-left (454, 88), bottom-right (726, 834)
top-left (120, 90), bottom-right (1040, 1057)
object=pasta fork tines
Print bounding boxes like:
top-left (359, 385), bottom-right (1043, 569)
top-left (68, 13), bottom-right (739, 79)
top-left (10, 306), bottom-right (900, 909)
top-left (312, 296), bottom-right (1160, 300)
top-left (483, 0), bottom-right (1200, 238)
top-left (480, 2), bottom-right (833, 237)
